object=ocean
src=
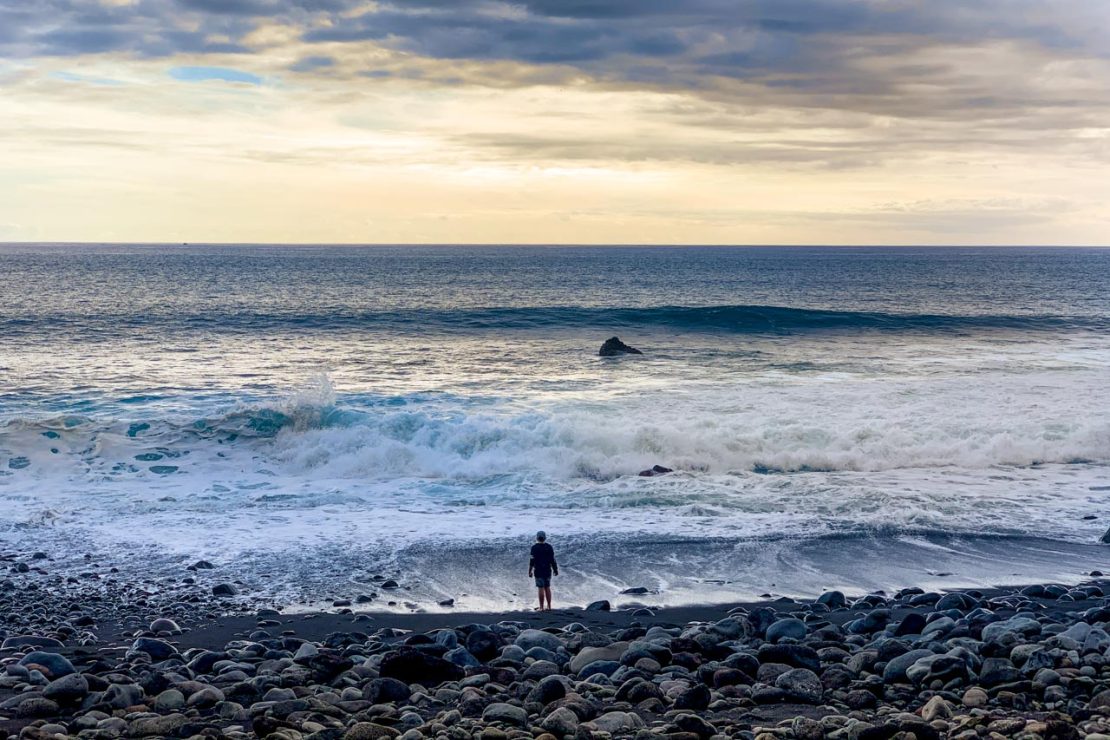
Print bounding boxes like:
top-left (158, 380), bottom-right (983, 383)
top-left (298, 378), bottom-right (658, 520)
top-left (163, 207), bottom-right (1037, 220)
top-left (1, 244), bottom-right (1108, 610)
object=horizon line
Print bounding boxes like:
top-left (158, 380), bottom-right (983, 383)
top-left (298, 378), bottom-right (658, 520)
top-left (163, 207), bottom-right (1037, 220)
top-left (3, 241), bottom-right (1110, 249)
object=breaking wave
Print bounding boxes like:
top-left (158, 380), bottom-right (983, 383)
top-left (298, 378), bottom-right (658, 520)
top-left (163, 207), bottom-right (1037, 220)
top-left (3, 385), bottom-right (1108, 483)
top-left (2, 304), bottom-right (1107, 339)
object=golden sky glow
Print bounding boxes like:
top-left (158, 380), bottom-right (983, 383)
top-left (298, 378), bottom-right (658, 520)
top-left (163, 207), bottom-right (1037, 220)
top-left (1, 1), bottom-right (1109, 244)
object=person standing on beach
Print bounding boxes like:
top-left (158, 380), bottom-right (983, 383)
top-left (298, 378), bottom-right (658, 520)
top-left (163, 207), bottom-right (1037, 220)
top-left (528, 531), bottom-right (558, 611)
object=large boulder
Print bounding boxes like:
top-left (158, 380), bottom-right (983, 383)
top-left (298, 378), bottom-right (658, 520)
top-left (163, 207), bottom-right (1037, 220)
top-left (443, 646), bottom-right (481, 668)
top-left (380, 647), bottom-right (464, 686)
top-left (599, 337), bottom-right (642, 357)
top-left (542, 707), bottom-right (579, 736)
top-left (757, 644), bottom-right (821, 672)
top-left (589, 711), bottom-right (644, 734)
top-left (515, 629), bottom-right (563, 653)
top-left (482, 702), bottom-right (528, 727)
top-left (979, 657), bottom-right (1021, 687)
top-left (129, 637), bottom-right (178, 661)
top-left (126, 713), bottom-right (189, 737)
top-left (363, 678), bottom-right (411, 704)
top-left (18, 652), bottom-right (76, 678)
top-left (766, 618), bottom-right (807, 643)
top-left (673, 683), bottom-right (711, 710)
top-left (528, 675), bottom-right (568, 705)
top-left (465, 629), bottom-right (501, 661)
top-left (43, 674), bottom-right (89, 704)
top-left (882, 649), bottom-right (935, 684)
top-left (775, 668), bottom-right (823, 703)
top-left (570, 642), bottom-right (627, 673)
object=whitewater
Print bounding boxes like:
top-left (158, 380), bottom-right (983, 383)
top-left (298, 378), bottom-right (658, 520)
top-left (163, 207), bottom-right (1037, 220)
top-left (1, 244), bottom-right (1108, 610)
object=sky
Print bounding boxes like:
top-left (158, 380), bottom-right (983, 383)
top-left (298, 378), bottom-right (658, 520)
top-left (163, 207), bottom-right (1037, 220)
top-left (1, 1), bottom-right (1109, 245)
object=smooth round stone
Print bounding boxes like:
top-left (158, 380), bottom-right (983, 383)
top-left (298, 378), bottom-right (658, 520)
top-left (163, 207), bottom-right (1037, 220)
top-left (150, 618), bottom-right (181, 633)
top-left (765, 618), bottom-right (808, 643)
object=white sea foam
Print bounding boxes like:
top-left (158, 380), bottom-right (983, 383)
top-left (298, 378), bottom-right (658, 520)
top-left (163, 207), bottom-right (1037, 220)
top-left (2, 361), bottom-right (1108, 566)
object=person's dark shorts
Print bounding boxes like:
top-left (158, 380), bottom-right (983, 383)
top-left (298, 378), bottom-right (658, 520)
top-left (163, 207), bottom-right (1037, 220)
top-left (534, 576), bottom-right (551, 588)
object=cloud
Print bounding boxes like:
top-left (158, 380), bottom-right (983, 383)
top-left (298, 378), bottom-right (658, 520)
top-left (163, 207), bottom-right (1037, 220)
top-left (289, 54), bottom-right (333, 72)
top-left (1, 0), bottom-right (1108, 244)
top-left (50, 70), bottom-right (125, 86)
top-left (169, 65), bottom-right (263, 84)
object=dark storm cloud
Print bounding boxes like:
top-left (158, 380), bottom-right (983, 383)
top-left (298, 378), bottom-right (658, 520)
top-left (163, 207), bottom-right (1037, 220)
top-left (0, 0), bottom-right (349, 58)
top-left (2, 0), bottom-right (1107, 138)
top-left (2, 0), bottom-right (1100, 69)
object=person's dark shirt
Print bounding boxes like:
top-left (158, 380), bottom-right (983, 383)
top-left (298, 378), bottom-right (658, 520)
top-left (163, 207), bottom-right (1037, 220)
top-left (529, 542), bottom-right (558, 579)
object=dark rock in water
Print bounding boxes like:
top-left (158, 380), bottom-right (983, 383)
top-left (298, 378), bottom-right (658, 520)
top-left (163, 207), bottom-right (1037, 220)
top-left (380, 647), bottom-right (464, 685)
top-left (381, 579), bottom-right (400, 589)
top-left (188, 560), bottom-right (215, 570)
top-left (438, 598), bottom-right (455, 607)
top-left (1101, 526), bottom-right (1110, 544)
top-left (586, 600), bottom-right (611, 611)
top-left (621, 586), bottom-right (651, 595)
top-left (638, 464), bottom-right (674, 477)
top-left (212, 583), bottom-right (238, 596)
top-left (599, 336), bottom-right (643, 356)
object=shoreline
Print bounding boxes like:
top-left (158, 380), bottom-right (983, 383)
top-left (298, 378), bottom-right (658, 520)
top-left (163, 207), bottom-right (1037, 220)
top-left (4, 530), bottom-right (1106, 621)
top-left (4, 551), bottom-right (1110, 738)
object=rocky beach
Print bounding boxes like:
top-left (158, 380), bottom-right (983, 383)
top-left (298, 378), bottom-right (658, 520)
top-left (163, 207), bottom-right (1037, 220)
top-left (4, 546), bottom-right (1110, 739)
